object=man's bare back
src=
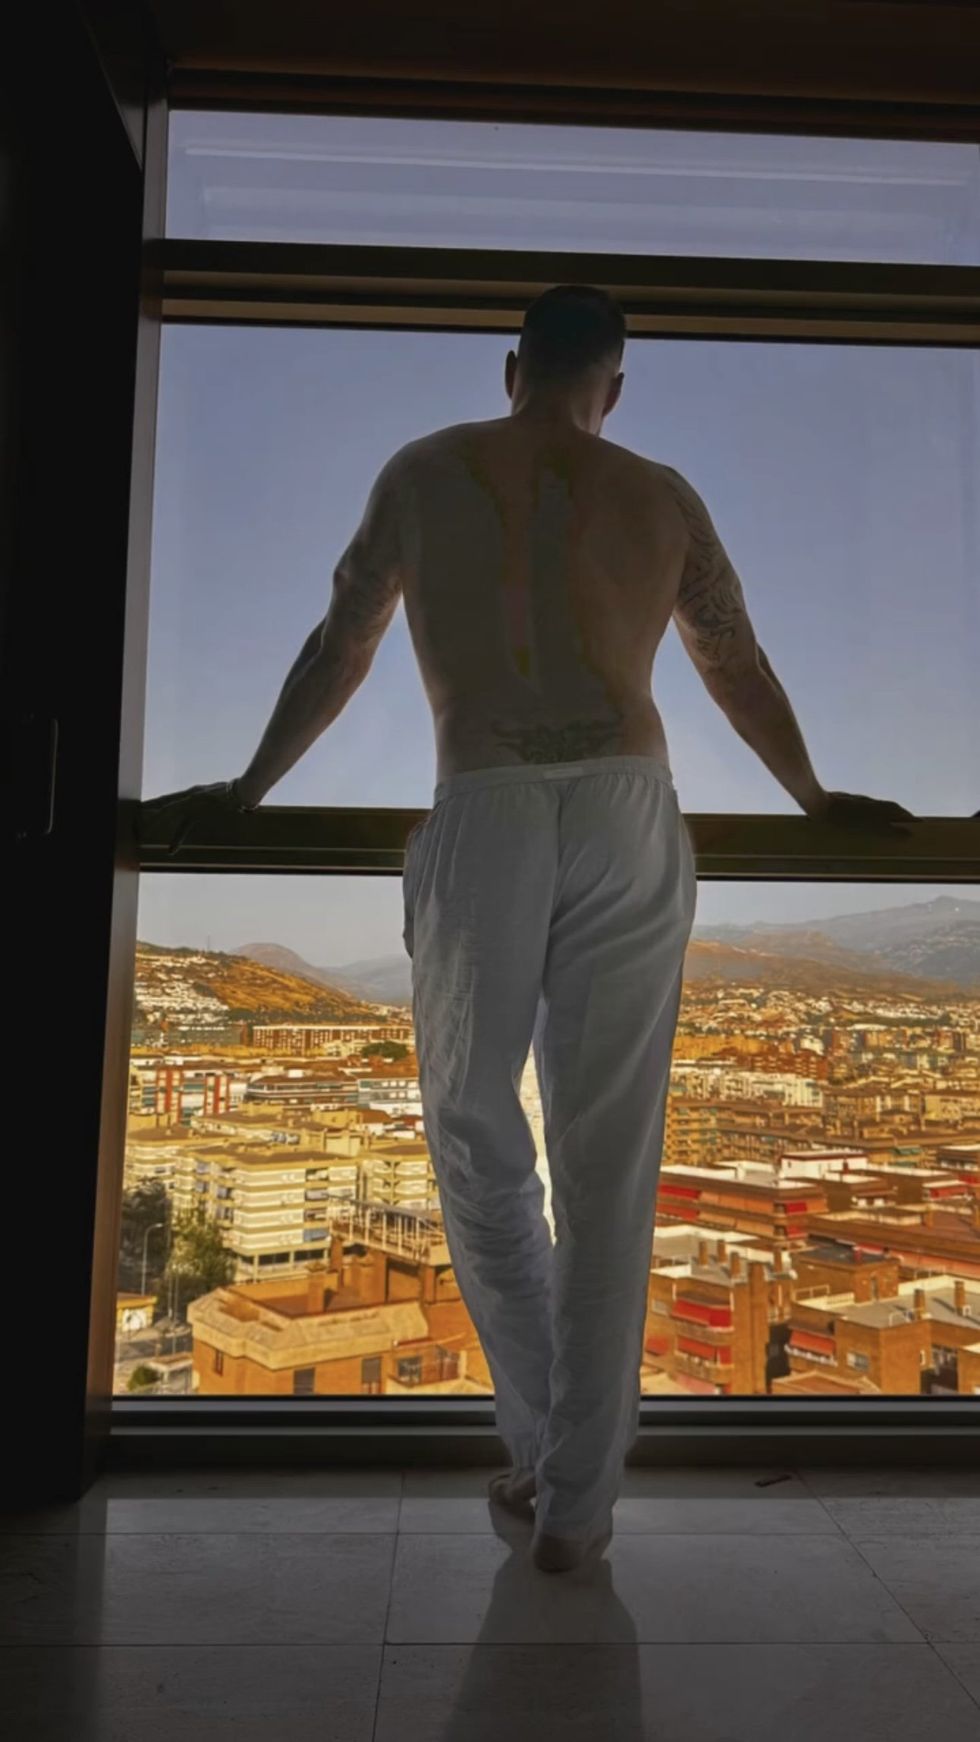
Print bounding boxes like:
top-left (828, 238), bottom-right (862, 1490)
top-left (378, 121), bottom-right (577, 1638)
top-left (393, 417), bottom-right (686, 780)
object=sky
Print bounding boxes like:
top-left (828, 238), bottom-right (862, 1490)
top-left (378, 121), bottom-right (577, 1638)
top-left (138, 115), bottom-right (980, 962)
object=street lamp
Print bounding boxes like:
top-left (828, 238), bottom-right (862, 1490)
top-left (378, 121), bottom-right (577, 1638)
top-left (140, 1220), bottom-right (166, 1296)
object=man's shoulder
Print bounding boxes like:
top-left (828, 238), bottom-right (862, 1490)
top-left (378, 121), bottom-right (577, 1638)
top-left (391, 420), bottom-right (494, 462)
top-left (595, 437), bottom-right (689, 500)
top-left (382, 427), bottom-right (696, 499)
top-left (374, 422), bottom-right (486, 489)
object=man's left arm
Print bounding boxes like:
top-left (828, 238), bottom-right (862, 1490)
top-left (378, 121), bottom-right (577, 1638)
top-left (231, 457), bottom-right (405, 808)
top-left (142, 458), bottom-right (406, 851)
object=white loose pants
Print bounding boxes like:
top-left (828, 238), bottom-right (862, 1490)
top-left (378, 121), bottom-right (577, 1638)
top-left (402, 754), bottom-right (697, 1541)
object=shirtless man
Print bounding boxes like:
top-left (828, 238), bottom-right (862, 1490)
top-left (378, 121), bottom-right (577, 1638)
top-left (149, 286), bottom-right (910, 1571)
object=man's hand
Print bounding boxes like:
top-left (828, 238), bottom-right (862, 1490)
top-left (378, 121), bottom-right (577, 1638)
top-left (802, 789), bottom-right (915, 835)
top-left (141, 780), bottom-right (254, 857)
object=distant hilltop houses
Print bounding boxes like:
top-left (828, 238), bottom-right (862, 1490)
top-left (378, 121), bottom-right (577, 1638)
top-left (133, 943), bottom-right (386, 1035)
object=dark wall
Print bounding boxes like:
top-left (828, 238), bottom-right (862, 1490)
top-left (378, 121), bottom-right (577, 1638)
top-left (1, 2), bottom-right (157, 1497)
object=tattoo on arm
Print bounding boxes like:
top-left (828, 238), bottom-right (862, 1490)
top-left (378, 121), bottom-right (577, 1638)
top-left (666, 469), bottom-right (752, 671)
top-left (328, 536), bottom-right (402, 651)
top-left (325, 458), bottom-right (405, 655)
top-left (234, 459), bottom-right (406, 806)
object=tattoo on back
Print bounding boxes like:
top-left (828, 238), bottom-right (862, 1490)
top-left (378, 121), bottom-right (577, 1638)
top-left (489, 717), bottom-right (625, 763)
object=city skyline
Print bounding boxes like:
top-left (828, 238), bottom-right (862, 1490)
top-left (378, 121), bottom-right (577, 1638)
top-left (121, 881), bottom-right (980, 1402)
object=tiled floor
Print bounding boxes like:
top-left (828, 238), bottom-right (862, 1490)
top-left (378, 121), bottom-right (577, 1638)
top-left (2, 1464), bottom-right (980, 1739)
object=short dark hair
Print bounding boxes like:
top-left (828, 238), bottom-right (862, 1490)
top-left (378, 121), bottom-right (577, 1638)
top-left (517, 284), bottom-right (626, 382)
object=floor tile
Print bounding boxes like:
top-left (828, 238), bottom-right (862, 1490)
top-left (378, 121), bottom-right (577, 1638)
top-left (375, 1642), bottom-right (980, 1741)
top-left (97, 1467), bottom-right (403, 1496)
top-left (616, 1466), bottom-right (809, 1499)
top-left (935, 1645), bottom-right (980, 1706)
top-left (854, 1537), bottom-right (980, 1643)
top-left (0, 1468), bottom-right (402, 1535)
top-left (801, 1468), bottom-right (980, 1499)
top-left (820, 1497), bottom-right (980, 1536)
top-left (399, 1465), bottom-right (833, 1535)
top-left (386, 1530), bottom-right (920, 1644)
top-left (0, 1532), bottom-right (395, 1645)
top-left (0, 1645), bottom-right (381, 1742)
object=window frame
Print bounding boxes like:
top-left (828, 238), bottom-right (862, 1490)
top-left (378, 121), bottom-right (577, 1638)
top-left (121, 106), bottom-right (980, 1437)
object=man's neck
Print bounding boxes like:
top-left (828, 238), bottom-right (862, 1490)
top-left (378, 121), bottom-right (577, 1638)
top-left (509, 396), bottom-right (597, 435)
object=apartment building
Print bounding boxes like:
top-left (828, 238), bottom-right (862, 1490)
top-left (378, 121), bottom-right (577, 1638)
top-left (651, 1223), bottom-right (758, 1270)
top-left (663, 1098), bottom-right (728, 1169)
top-left (243, 1068), bottom-right (360, 1105)
top-left (189, 1239), bottom-right (489, 1396)
top-left (664, 1102), bottom-right (829, 1171)
top-left (192, 1104), bottom-right (401, 1145)
top-left (793, 1241), bottom-right (902, 1304)
top-left (250, 1021), bottom-right (413, 1056)
top-left (936, 1141), bottom-right (980, 1185)
top-left (656, 1163), bottom-right (828, 1246)
top-left (355, 1069), bottom-right (423, 1114)
top-left (805, 1204), bottom-right (980, 1282)
top-left (128, 1061), bottom-right (240, 1125)
top-left (785, 1275), bottom-right (980, 1394)
top-left (645, 1236), bottom-right (794, 1396)
top-left (958, 1343), bottom-right (980, 1394)
top-left (124, 1127), bottom-right (197, 1193)
top-left (359, 1141), bottom-right (439, 1211)
top-left (162, 1140), bottom-right (362, 1274)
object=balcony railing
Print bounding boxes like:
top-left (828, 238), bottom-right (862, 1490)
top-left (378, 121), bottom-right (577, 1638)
top-left (392, 1350), bottom-right (462, 1388)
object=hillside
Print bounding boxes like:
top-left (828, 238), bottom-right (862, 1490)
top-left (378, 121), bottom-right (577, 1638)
top-left (682, 938), bottom-right (968, 1002)
top-left (226, 934), bottom-right (973, 1012)
top-left (135, 943), bottom-right (379, 1027)
top-left (236, 941), bottom-right (412, 1008)
top-left (233, 941), bottom-right (344, 992)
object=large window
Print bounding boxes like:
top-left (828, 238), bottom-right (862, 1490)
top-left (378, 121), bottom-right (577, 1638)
top-left (121, 110), bottom-right (980, 1413)
top-left (146, 327), bottom-right (979, 815)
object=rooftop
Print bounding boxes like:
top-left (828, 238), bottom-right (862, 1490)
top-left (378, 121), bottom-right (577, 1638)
top-left (660, 1164), bottom-right (824, 1192)
top-left (796, 1240), bottom-right (897, 1268)
top-left (774, 1369), bottom-right (881, 1396)
top-left (652, 1225), bottom-right (756, 1255)
top-left (806, 1275), bottom-right (980, 1331)
top-left (658, 1247), bottom-right (791, 1287)
top-left (189, 1291), bottom-right (431, 1367)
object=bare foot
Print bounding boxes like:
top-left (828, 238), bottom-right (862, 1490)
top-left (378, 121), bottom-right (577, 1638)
top-left (487, 1468), bottom-right (536, 1516)
top-left (531, 1520), bottom-right (613, 1573)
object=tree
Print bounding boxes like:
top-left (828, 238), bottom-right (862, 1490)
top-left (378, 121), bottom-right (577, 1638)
top-left (360, 1040), bottom-right (409, 1062)
top-left (127, 1364), bottom-right (160, 1392)
top-left (117, 1180), bottom-right (172, 1297)
top-left (162, 1208), bottom-right (235, 1321)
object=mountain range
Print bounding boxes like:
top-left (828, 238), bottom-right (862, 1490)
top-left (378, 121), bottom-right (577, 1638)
top-left (135, 896), bottom-right (980, 1031)
top-left (693, 894), bottom-right (980, 989)
top-left (235, 941), bottom-right (412, 1007)
top-left (231, 894), bottom-right (980, 1009)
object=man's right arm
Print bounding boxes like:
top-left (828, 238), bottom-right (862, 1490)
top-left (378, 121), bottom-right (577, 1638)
top-left (664, 466), bottom-right (827, 814)
top-left (664, 467), bottom-right (912, 830)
